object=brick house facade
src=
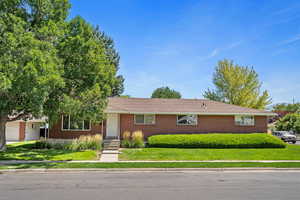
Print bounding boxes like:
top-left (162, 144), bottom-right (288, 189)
top-left (49, 97), bottom-right (274, 140)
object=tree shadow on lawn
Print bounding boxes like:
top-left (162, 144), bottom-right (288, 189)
top-left (0, 142), bottom-right (75, 161)
top-left (0, 163), bottom-right (58, 169)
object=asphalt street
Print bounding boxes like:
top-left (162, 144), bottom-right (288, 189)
top-left (1, 171), bottom-right (300, 200)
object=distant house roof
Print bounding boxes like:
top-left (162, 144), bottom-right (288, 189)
top-left (106, 97), bottom-right (276, 116)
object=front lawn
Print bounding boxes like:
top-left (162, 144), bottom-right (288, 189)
top-left (120, 145), bottom-right (300, 161)
top-left (0, 141), bottom-right (98, 161)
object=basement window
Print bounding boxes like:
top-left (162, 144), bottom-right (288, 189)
top-left (177, 115), bottom-right (198, 125)
top-left (235, 115), bottom-right (255, 126)
top-left (62, 115), bottom-right (91, 131)
top-left (134, 114), bottom-right (155, 125)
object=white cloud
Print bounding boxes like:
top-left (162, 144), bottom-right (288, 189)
top-left (264, 76), bottom-right (300, 103)
top-left (278, 34), bottom-right (300, 46)
top-left (272, 5), bottom-right (300, 16)
top-left (198, 41), bottom-right (242, 61)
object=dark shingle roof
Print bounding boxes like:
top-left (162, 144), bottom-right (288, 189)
top-left (106, 97), bottom-right (276, 116)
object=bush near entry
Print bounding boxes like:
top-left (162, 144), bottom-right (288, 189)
top-left (148, 133), bottom-right (286, 148)
top-left (121, 131), bottom-right (145, 148)
top-left (35, 135), bottom-right (102, 151)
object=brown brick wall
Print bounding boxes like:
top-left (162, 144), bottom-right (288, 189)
top-left (49, 114), bottom-right (268, 139)
top-left (49, 118), bottom-right (106, 139)
top-left (120, 114), bottom-right (268, 138)
top-left (19, 122), bottom-right (26, 141)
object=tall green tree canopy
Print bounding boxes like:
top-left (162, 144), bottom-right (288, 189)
top-left (203, 59), bottom-right (271, 109)
top-left (272, 103), bottom-right (300, 112)
top-left (0, 0), bottom-right (68, 150)
top-left (275, 113), bottom-right (300, 133)
top-left (93, 26), bottom-right (124, 96)
top-left (151, 87), bottom-right (182, 99)
top-left (0, 0), bottom-right (123, 150)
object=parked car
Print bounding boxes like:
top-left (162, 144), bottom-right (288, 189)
top-left (272, 131), bottom-right (297, 144)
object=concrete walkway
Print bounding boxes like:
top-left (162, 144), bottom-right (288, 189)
top-left (99, 154), bottom-right (118, 162)
top-left (99, 150), bottom-right (119, 162)
top-left (6, 141), bottom-right (18, 144)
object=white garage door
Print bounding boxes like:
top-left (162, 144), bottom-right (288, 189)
top-left (6, 122), bottom-right (20, 141)
top-left (25, 122), bottom-right (40, 140)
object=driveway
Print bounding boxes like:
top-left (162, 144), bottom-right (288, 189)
top-left (1, 171), bottom-right (300, 200)
top-left (6, 141), bottom-right (18, 145)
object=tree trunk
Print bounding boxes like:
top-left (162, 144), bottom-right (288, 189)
top-left (0, 117), bottom-right (7, 151)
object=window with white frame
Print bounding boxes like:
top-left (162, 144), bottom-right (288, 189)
top-left (62, 115), bottom-right (91, 131)
top-left (134, 114), bottom-right (155, 125)
top-left (235, 115), bottom-right (255, 126)
top-left (177, 115), bottom-right (198, 125)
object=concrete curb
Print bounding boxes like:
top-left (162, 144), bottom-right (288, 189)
top-left (118, 160), bottom-right (300, 163)
top-left (2, 168), bottom-right (300, 173)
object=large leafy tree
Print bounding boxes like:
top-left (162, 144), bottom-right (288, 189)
top-left (0, 0), bottom-right (68, 150)
top-left (276, 113), bottom-right (300, 133)
top-left (151, 87), bottom-right (182, 99)
top-left (272, 103), bottom-right (300, 112)
top-left (93, 26), bottom-right (124, 96)
top-left (0, 0), bottom-right (122, 150)
top-left (203, 59), bottom-right (271, 109)
top-left (46, 16), bottom-right (118, 123)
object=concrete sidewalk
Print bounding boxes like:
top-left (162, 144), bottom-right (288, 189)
top-left (2, 168), bottom-right (300, 173)
top-left (2, 160), bottom-right (300, 165)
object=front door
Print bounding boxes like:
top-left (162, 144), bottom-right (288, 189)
top-left (106, 113), bottom-right (119, 139)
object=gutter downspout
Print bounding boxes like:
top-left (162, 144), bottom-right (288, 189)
top-left (101, 120), bottom-right (104, 138)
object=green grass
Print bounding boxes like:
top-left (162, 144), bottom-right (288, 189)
top-left (1, 162), bottom-right (300, 170)
top-left (0, 141), bottom-right (97, 161)
top-left (120, 145), bottom-right (300, 161)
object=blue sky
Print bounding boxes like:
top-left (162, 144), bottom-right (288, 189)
top-left (69, 0), bottom-right (300, 104)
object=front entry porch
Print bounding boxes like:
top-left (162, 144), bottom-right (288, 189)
top-left (100, 113), bottom-right (120, 162)
top-left (105, 113), bottom-right (120, 139)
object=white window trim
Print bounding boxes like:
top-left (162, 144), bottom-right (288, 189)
top-left (134, 114), bottom-right (156, 125)
top-left (61, 115), bottom-right (91, 131)
top-left (176, 114), bottom-right (198, 126)
top-left (234, 115), bottom-right (255, 126)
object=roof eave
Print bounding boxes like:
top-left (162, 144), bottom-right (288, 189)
top-left (105, 110), bottom-right (277, 116)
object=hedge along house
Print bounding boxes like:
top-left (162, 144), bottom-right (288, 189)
top-left (49, 97), bottom-right (276, 140)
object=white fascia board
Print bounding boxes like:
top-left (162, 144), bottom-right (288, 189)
top-left (105, 111), bottom-right (277, 116)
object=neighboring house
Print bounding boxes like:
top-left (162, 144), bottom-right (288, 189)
top-left (49, 97), bottom-right (276, 140)
top-left (6, 119), bottom-right (44, 141)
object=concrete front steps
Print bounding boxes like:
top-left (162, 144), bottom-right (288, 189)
top-left (103, 139), bottom-right (120, 151)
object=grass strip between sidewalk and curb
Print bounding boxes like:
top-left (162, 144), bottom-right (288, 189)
top-left (2, 162), bottom-right (300, 170)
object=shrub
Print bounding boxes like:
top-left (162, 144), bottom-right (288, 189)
top-left (148, 133), bottom-right (286, 148)
top-left (131, 130), bottom-right (145, 148)
top-left (276, 113), bottom-right (300, 134)
top-left (121, 131), bottom-right (132, 148)
top-left (121, 130), bottom-right (145, 148)
top-left (34, 140), bottom-right (69, 149)
top-left (34, 140), bottom-right (53, 149)
top-left (33, 135), bottom-right (102, 151)
top-left (69, 134), bottom-right (102, 151)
